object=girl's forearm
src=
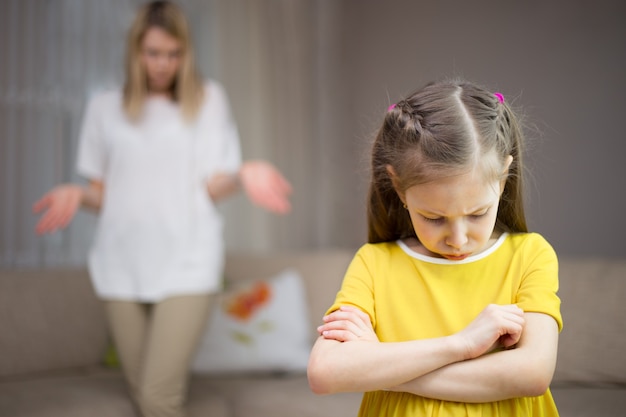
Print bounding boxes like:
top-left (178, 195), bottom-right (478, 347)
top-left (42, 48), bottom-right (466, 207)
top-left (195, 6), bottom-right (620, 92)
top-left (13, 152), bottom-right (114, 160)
top-left (391, 349), bottom-right (536, 402)
top-left (391, 313), bottom-right (558, 402)
top-left (307, 335), bottom-right (468, 395)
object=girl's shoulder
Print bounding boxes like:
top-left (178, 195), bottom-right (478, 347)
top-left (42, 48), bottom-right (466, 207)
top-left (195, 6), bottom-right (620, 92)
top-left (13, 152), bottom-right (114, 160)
top-left (506, 232), bottom-right (555, 252)
top-left (355, 241), bottom-right (406, 261)
top-left (503, 232), bottom-right (559, 265)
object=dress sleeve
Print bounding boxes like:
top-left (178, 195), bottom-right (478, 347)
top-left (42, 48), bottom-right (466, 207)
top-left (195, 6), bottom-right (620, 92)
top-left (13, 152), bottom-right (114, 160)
top-left (516, 234), bottom-right (563, 331)
top-left (76, 94), bottom-right (107, 181)
top-left (326, 244), bottom-right (378, 329)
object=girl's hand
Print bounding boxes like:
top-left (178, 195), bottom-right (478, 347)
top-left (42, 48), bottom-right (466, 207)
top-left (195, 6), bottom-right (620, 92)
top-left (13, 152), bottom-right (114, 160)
top-left (239, 160), bottom-right (292, 214)
top-left (455, 304), bottom-right (525, 360)
top-left (32, 184), bottom-right (83, 235)
top-left (317, 305), bottom-right (379, 343)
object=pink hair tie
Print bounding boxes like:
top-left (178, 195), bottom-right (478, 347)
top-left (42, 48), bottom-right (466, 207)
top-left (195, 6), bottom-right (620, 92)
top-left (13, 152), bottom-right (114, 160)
top-left (494, 92), bottom-right (505, 103)
top-left (387, 103), bottom-right (396, 111)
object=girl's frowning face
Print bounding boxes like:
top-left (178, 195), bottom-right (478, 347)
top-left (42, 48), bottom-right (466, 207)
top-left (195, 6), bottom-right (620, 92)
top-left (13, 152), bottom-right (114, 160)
top-left (402, 169), bottom-right (505, 260)
top-left (140, 27), bottom-right (182, 94)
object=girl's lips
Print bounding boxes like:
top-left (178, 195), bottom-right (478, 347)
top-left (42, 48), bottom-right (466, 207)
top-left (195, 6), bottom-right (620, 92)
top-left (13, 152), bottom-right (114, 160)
top-left (444, 254), bottom-right (470, 261)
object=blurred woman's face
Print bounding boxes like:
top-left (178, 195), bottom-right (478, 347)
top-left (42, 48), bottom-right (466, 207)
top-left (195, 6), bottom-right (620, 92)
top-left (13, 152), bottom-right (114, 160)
top-left (140, 27), bottom-right (182, 94)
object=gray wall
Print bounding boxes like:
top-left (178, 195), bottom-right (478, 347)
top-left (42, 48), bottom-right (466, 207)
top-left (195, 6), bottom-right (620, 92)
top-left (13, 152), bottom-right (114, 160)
top-left (329, 0), bottom-right (626, 258)
top-left (2, 0), bottom-right (624, 265)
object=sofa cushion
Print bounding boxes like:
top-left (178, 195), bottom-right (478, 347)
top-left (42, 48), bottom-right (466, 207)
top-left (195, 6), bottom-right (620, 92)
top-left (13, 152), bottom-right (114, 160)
top-left (553, 259), bottom-right (626, 384)
top-left (0, 369), bottom-right (229, 417)
top-left (192, 268), bottom-right (311, 373)
top-left (224, 250), bottom-right (354, 340)
top-left (0, 370), bottom-right (135, 417)
top-left (189, 373), bottom-right (363, 417)
top-left (0, 268), bottom-right (109, 378)
top-left (551, 385), bottom-right (626, 417)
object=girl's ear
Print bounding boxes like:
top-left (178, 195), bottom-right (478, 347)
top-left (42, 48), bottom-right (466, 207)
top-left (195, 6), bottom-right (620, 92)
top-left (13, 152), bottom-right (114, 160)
top-left (500, 155), bottom-right (514, 195)
top-left (504, 155), bottom-right (514, 170)
top-left (386, 165), bottom-right (406, 205)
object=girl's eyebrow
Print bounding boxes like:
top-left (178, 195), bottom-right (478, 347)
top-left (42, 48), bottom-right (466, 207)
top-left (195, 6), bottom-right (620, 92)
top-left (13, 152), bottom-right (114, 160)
top-left (416, 204), bottom-right (493, 217)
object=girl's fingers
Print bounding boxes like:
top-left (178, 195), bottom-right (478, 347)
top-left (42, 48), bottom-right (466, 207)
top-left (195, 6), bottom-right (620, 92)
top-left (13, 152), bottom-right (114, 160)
top-left (318, 315), bottom-right (369, 342)
top-left (318, 321), bottom-right (359, 340)
top-left (503, 304), bottom-right (525, 317)
top-left (321, 306), bottom-right (375, 341)
top-left (323, 309), bottom-right (366, 328)
top-left (458, 303), bottom-right (527, 357)
top-left (320, 329), bottom-right (358, 342)
top-left (337, 305), bottom-right (373, 328)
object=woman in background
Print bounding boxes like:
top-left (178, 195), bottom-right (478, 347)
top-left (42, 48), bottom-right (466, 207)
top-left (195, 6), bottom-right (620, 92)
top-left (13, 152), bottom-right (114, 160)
top-left (33, 2), bottom-right (291, 416)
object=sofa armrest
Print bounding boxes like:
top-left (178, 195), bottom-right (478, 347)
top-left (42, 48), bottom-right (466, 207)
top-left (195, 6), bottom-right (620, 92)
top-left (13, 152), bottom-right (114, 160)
top-left (553, 258), bottom-right (626, 385)
top-left (0, 268), bottom-right (109, 378)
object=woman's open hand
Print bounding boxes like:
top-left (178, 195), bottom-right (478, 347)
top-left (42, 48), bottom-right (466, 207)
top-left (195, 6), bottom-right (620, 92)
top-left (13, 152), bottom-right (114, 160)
top-left (32, 184), bottom-right (83, 235)
top-left (239, 160), bottom-right (292, 214)
top-left (317, 305), bottom-right (379, 343)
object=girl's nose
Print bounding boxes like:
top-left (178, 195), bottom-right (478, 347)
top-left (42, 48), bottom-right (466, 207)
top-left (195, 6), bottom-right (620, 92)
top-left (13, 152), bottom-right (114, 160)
top-left (446, 223), bottom-right (468, 249)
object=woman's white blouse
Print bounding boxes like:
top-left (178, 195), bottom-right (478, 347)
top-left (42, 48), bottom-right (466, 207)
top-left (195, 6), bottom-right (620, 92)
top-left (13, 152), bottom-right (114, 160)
top-left (76, 81), bottom-right (241, 302)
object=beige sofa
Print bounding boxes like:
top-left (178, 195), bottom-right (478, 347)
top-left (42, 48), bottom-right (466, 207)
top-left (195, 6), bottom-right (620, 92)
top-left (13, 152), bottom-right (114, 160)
top-left (1, 250), bottom-right (625, 416)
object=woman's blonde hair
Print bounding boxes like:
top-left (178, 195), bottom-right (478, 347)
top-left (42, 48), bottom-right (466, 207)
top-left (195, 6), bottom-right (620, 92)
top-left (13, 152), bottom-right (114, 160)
top-left (368, 79), bottom-right (528, 243)
top-left (123, 1), bottom-right (204, 122)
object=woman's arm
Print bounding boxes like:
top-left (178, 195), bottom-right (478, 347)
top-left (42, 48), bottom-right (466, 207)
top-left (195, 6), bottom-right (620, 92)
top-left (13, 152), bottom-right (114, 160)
top-left (205, 172), bottom-right (240, 201)
top-left (390, 312), bottom-right (559, 402)
top-left (33, 180), bottom-right (104, 234)
top-left (307, 304), bottom-right (525, 395)
top-left (206, 160), bottom-right (291, 214)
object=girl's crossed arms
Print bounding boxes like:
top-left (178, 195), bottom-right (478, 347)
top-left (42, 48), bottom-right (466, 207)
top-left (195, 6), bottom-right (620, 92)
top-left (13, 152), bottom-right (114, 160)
top-left (309, 304), bottom-right (558, 403)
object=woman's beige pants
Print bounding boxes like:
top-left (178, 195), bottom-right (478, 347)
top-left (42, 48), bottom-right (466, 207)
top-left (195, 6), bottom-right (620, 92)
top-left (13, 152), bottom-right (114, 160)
top-left (103, 294), bottom-right (213, 417)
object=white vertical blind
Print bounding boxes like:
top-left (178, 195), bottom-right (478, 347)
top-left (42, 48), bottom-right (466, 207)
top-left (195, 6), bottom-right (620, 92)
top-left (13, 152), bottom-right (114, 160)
top-left (0, 0), bottom-right (219, 267)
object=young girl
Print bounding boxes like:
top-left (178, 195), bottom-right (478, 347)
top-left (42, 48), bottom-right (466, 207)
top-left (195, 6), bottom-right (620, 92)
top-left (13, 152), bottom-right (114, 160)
top-left (33, 2), bottom-right (291, 416)
top-left (307, 80), bottom-right (562, 416)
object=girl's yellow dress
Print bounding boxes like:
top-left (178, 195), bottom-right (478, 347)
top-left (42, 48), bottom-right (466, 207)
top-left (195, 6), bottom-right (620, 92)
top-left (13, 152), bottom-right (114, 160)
top-left (327, 233), bottom-right (562, 417)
